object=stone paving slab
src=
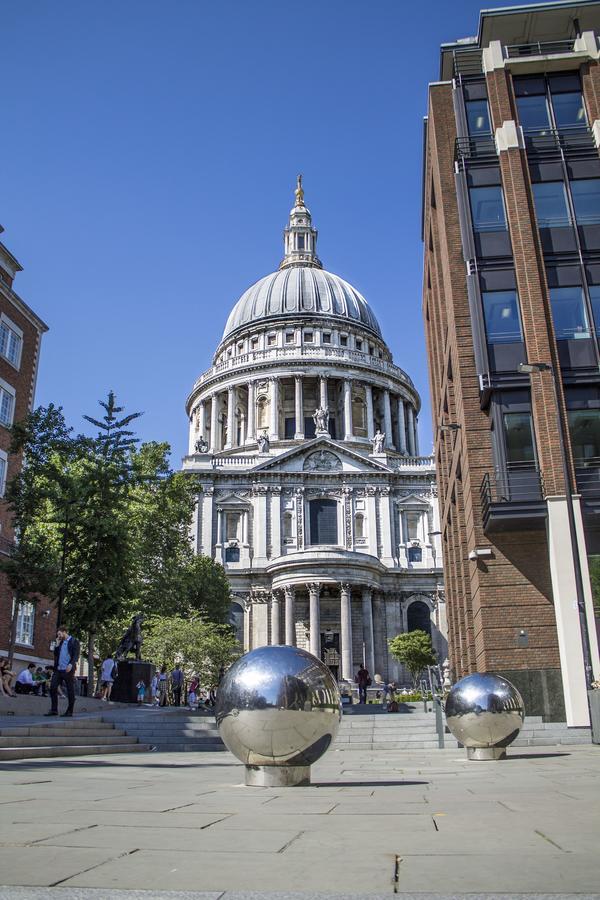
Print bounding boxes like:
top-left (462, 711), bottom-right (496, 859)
top-left (1, 891), bottom-right (600, 900)
top-left (0, 746), bottom-right (599, 894)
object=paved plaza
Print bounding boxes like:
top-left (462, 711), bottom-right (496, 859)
top-left (0, 743), bottom-right (599, 897)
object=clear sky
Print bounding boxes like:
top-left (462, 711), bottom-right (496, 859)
top-left (3, 0), bottom-right (510, 461)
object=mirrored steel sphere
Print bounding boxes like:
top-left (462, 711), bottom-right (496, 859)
top-left (215, 645), bottom-right (342, 767)
top-left (445, 673), bottom-right (524, 749)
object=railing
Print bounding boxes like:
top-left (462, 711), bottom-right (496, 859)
top-left (193, 345), bottom-right (415, 391)
top-left (523, 127), bottom-right (596, 158)
top-left (455, 135), bottom-right (497, 165)
top-left (505, 39), bottom-right (576, 58)
top-left (575, 458), bottom-right (600, 497)
top-left (452, 47), bottom-right (484, 78)
top-left (480, 466), bottom-right (545, 522)
top-left (393, 455), bottom-right (435, 470)
top-left (212, 454), bottom-right (258, 468)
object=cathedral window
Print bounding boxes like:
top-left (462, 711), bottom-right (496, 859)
top-left (285, 331), bottom-right (295, 344)
top-left (297, 234), bottom-right (305, 250)
top-left (267, 333), bottom-right (276, 346)
top-left (225, 512), bottom-right (241, 541)
top-left (251, 336), bottom-right (259, 349)
top-left (322, 332), bottom-right (331, 344)
top-left (257, 396), bottom-right (269, 430)
top-left (406, 511), bottom-right (423, 542)
top-left (303, 330), bottom-right (313, 343)
top-left (356, 339), bottom-right (363, 350)
top-left (309, 498), bottom-right (338, 545)
top-left (340, 334), bottom-right (348, 347)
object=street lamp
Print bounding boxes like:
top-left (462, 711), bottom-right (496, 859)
top-left (517, 360), bottom-right (594, 690)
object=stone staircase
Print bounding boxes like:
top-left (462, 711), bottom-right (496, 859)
top-left (104, 709), bottom-right (225, 752)
top-left (0, 717), bottom-right (150, 761)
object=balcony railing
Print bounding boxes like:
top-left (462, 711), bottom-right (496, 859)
top-left (452, 47), bottom-right (484, 78)
top-left (193, 345), bottom-right (415, 392)
top-left (523, 127), bottom-right (596, 158)
top-left (575, 459), bottom-right (600, 498)
top-left (480, 466), bottom-right (546, 532)
top-left (505, 39), bottom-right (576, 58)
top-left (455, 135), bottom-right (497, 165)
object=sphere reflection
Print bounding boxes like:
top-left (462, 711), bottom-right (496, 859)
top-left (445, 673), bottom-right (524, 749)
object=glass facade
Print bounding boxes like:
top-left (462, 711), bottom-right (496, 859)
top-left (550, 286), bottom-right (590, 339)
top-left (570, 180), bottom-right (600, 225)
top-left (568, 409), bottom-right (600, 464)
top-left (503, 412), bottom-right (536, 466)
top-left (516, 94), bottom-right (550, 132)
top-left (482, 290), bottom-right (523, 343)
top-left (466, 99), bottom-right (491, 134)
top-left (469, 186), bottom-right (507, 232)
top-left (532, 182), bottom-right (571, 227)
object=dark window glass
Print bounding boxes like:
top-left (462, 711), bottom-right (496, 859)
top-left (503, 412), bottom-right (535, 467)
top-left (469, 186), bottom-right (507, 232)
top-left (284, 417), bottom-right (295, 439)
top-left (516, 94), bottom-right (550, 132)
top-left (482, 290), bottom-right (523, 343)
top-left (225, 546), bottom-right (240, 562)
top-left (589, 285), bottom-right (600, 335)
top-left (532, 181), bottom-right (571, 227)
top-left (297, 234), bottom-right (305, 250)
top-left (407, 600), bottom-right (431, 634)
top-left (568, 409), bottom-right (600, 464)
top-left (407, 546), bottom-right (422, 563)
top-left (465, 99), bottom-right (491, 134)
top-left (550, 286), bottom-right (590, 339)
top-left (570, 180), bottom-right (600, 225)
top-left (309, 499), bottom-right (338, 545)
top-left (552, 91), bottom-right (587, 129)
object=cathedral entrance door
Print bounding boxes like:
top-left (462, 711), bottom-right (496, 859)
top-left (321, 630), bottom-right (341, 681)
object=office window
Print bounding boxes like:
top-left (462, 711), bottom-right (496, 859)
top-left (550, 286), bottom-right (590, 339)
top-left (503, 412), bottom-right (535, 466)
top-left (309, 499), bottom-right (338, 545)
top-left (589, 285), bottom-right (600, 335)
top-left (469, 186), bottom-right (507, 232)
top-left (0, 320), bottom-right (22, 368)
top-left (552, 91), bottom-right (587, 129)
top-left (516, 95), bottom-right (550, 132)
top-left (465, 99), bottom-right (491, 135)
top-left (570, 180), bottom-right (600, 225)
top-left (568, 409), bottom-right (600, 464)
top-left (532, 182), bottom-right (571, 227)
top-left (482, 291), bottom-right (523, 343)
top-left (16, 601), bottom-right (34, 646)
top-left (0, 385), bottom-right (15, 427)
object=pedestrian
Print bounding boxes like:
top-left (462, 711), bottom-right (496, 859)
top-left (0, 659), bottom-right (16, 697)
top-left (149, 670), bottom-right (159, 704)
top-left (171, 663), bottom-right (184, 707)
top-left (188, 676), bottom-right (198, 710)
top-left (355, 663), bottom-right (371, 705)
top-left (45, 624), bottom-right (80, 717)
top-left (158, 664), bottom-right (168, 707)
top-left (99, 654), bottom-right (117, 701)
top-left (136, 680), bottom-right (146, 705)
top-left (15, 663), bottom-right (36, 694)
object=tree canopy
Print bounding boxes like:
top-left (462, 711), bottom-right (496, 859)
top-left (388, 630), bottom-right (437, 687)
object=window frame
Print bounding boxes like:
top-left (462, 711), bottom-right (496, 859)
top-left (0, 377), bottom-right (16, 429)
top-left (469, 185), bottom-right (508, 233)
top-left (0, 314), bottom-right (23, 370)
top-left (15, 599), bottom-right (35, 647)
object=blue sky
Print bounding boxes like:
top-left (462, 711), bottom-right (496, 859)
top-left (3, 0), bottom-right (509, 462)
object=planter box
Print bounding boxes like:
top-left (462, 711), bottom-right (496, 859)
top-left (588, 690), bottom-right (600, 744)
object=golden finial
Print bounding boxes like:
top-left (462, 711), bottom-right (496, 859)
top-left (295, 173), bottom-right (304, 206)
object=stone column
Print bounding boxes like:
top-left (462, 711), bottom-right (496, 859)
top-left (340, 582), bottom-right (353, 681)
top-left (308, 583), bottom-right (321, 659)
top-left (252, 485), bottom-right (268, 564)
top-left (246, 381), bottom-right (256, 445)
top-left (270, 487), bottom-right (281, 559)
top-left (383, 390), bottom-right (394, 449)
top-left (406, 405), bottom-right (416, 456)
top-left (188, 410), bottom-right (196, 455)
top-left (294, 376), bottom-right (304, 439)
top-left (270, 590), bottom-right (281, 645)
top-left (413, 415), bottom-right (420, 456)
top-left (216, 506), bottom-right (225, 564)
top-left (284, 585), bottom-right (296, 645)
top-left (365, 384), bottom-right (375, 440)
top-left (239, 413), bottom-right (246, 446)
top-left (225, 386), bottom-right (235, 449)
top-left (397, 397), bottom-right (407, 454)
top-left (343, 379), bottom-right (353, 440)
top-left (319, 375), bottom-right (328, 408)
top-left (209, 393), bottom-right (219, 453)
top-left (200, 486), bottom-right (213, 556)
top-left (362, 587), bottom-right (375, 675)
top-left (379, 488), bottom-right (394, 565)
top-left (270, 378), bottom-right (280, 441)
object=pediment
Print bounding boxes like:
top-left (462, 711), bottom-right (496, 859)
top-left (395, 492), bottom-right (431, 507)
top-left (250, 438), bottom-right (392, 475)
top-left (214, 490), bottom-right (252, 506)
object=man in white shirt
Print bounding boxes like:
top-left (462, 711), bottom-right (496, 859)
top-left (100, 655), bottom-right (117, 701)
top-left (15, 663), bottom-right (36, 694)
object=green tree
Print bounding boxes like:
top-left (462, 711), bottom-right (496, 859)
top-left (388, 630), bottom-right (437, 687)
top-left (142, 615), bottom-right (241, 685)
top-left (588, 555), bottom-right (600, 617)
top-left (180, 554), bottom-right (231, 623)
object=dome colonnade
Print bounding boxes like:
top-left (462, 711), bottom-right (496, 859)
top-left (183, 178), bottom-right (445, 684)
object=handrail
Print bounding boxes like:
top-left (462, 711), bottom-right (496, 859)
top-left (505, 39), bottom-right (576, 58)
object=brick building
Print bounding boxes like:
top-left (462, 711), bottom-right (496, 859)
top-left (422, 0), bottom-right (600, 725)
top-left (0, 223), bottom-right (51, 673)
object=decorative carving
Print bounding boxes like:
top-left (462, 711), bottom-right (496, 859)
top-left (344, 490), bottom-right (352, 549)
top-left (307, 582), bottom-right (321, 596)
top-left (257, 432), bottom-right (270, 453)
top-left (312, 406), bottom-right (329, 433)
top-left (250, 588), bottom-right (270, 604)
top-left (303, 449), bottom-right (341, 472)
top-left (195, 437), bottom-right (209, 453)
top-left (283, 585), bottom-right (295, 601)
top-left (372, 430), bottom-right (385, 454)
top-left (252, 483), bottom-right (268, 496)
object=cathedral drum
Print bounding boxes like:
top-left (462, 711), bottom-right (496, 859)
top-left (215, 645), bottom-right (342, 786)
top-left (444, 673), bottom-right (525, 760)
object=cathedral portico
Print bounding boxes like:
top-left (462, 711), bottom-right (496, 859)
top-left (183, 179), bottom-right (444, 684)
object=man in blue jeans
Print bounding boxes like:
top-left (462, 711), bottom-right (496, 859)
top-left (355, 664), bottom-right (371, 704)
top-left (46, 625), bottom-right (80, 717)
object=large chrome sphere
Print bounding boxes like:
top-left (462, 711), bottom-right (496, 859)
top-left (445, 673), bottom-right (524, 749)
top-left (215, 645), bottom-right (342, 768)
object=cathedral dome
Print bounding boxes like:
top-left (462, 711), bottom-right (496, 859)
top-left (222, 266), bottom-right (382, 340)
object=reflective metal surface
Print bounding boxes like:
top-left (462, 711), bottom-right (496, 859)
top-left (445, 673), bottom-right (524, 749)
top-left (215, 645), bottom-right (342, 768)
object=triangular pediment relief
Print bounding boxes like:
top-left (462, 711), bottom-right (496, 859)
top-left (395, 492), bottom-right (431, 507)
top-left (213, 490), bottom-right (252, 506)
top-left (249, 438), bottom-right (392, 475)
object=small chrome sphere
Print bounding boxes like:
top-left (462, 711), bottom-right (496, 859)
top-left (445, 673), bottom-right (524, 750)
top-left (215, 645), bottom-right (342, 769)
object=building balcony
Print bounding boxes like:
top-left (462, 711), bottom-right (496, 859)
top-left (191, 344), bottom-right (415, 394)
top-left (480, 466), bottom-right (547, 533)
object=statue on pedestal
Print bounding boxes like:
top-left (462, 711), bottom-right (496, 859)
top-left (195, 437), bottom-right (209, 454)
top-left (313, 406), bottom-right (329, 433)
top-left (257, 432), bottom-right (270, 454)
top-left (115, 614), bottom-right (145, 661)
top-left (372, 430), bottom-right (386, 454)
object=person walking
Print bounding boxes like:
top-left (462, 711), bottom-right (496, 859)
top-left (99, 654), bottom-right (117, 701)
top-left (158, 665), bottom-right (168, 707)
top-left (149, 670), bottom-right (159, 705)
top-left (355, 663), bottom-right (371, 705)
top-left (46, 625), bottom-right (80, 717)
top-left (171, 663), bottom-right (184, 707)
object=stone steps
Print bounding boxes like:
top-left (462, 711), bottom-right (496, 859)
top-left (0, 716), bottom-right (149, 761)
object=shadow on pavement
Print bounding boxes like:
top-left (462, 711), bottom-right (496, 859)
top-left (314, 780), bottom-right (428, 787)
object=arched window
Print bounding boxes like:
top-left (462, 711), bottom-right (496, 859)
top-left (407, 600), bottom-right (431, 636)
top-left (355, 513), bottom-right (365, 540)
top-left (309, 499), bottom-right (338, 545)
top-left (257, 396), bottom-right (269, 430)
